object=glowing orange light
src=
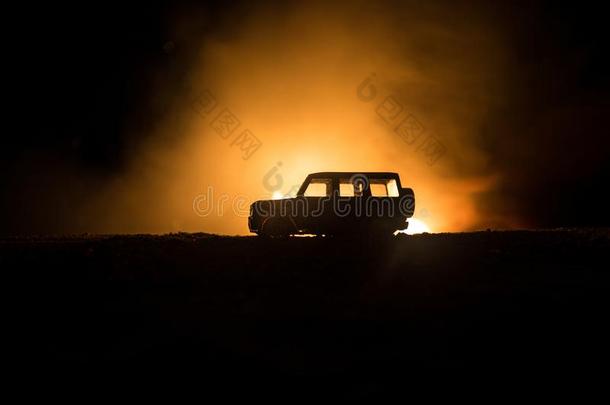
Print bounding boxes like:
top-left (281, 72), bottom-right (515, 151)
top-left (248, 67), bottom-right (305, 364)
top-left (397, 218), bottom-right (431, 235)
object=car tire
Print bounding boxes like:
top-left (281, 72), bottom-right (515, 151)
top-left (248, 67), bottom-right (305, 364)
top-left (260, 218), bottom-right (293, 238)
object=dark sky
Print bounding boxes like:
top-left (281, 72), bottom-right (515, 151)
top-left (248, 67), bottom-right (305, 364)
top-left (3, 0), bottom-right (610, 235)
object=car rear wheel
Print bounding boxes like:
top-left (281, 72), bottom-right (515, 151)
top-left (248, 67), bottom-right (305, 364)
top-left (260, 218), bottom-right (293, 238)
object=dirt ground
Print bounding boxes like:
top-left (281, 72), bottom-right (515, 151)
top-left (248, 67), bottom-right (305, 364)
top-left (3, 229), bottom-right (609, 389)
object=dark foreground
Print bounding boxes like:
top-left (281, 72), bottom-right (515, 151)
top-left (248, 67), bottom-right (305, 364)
top-left (4, 230), bottom-right (610, 387)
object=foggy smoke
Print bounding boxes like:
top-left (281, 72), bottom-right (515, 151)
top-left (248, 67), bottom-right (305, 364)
top-left (6, 1), bottom-right (607, 235)
top-left (74, 0), bottom-right (509, 235)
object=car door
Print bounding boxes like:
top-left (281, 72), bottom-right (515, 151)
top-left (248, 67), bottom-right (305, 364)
top-left (295, 177), bottom-right (333, 234)
top-left (366, 176), bottom-right (404, 231)
top-left (331, 175), bottom-right (370, 234)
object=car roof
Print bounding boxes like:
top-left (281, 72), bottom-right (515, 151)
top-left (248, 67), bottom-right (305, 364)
top-left (307, 172), bottom-right (399, 178)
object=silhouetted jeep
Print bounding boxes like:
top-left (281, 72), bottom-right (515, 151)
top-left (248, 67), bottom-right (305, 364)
top-left (249, 172), bottom-right (415, 237)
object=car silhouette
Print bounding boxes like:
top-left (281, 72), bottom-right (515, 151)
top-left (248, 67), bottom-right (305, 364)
top-left (249, 172), bottom-right (415, 237)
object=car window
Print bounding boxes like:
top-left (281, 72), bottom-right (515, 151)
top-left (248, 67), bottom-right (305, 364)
top-left (386, 179), bottom-right (399, 197)
top-left (339, 179), bottom-right (366, 197)
top-left (370, 179), bottom-right (400, 197)
top-left (370, 183), bottom-right (388, 196)
top-left (339, 180), bottom-right (354, 197)
top-left (304, 178), bottom-right (331, 197)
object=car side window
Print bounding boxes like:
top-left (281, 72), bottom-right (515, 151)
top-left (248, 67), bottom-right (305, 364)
top-left (370, 179), bottom-right (400, 197)
top-left (339, 179), bottom-right (355, 197)
top-left (370, 183), bottom-right (388, 196)
top-left (339, 178), bottom-right (367, 197)
top-left (304, 178), bottom-right (332, 197)
top-left (386, 179), bottom-right (399, 196)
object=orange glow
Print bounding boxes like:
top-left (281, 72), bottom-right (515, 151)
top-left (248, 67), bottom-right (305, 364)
top-left (78, 3), bottom-right (513, 235)
top-left (395, 218), bottom-right (432, 235)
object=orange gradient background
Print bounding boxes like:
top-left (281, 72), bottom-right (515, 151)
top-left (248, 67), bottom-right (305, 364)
top-left (78, 1), bottom-right (516, 235)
